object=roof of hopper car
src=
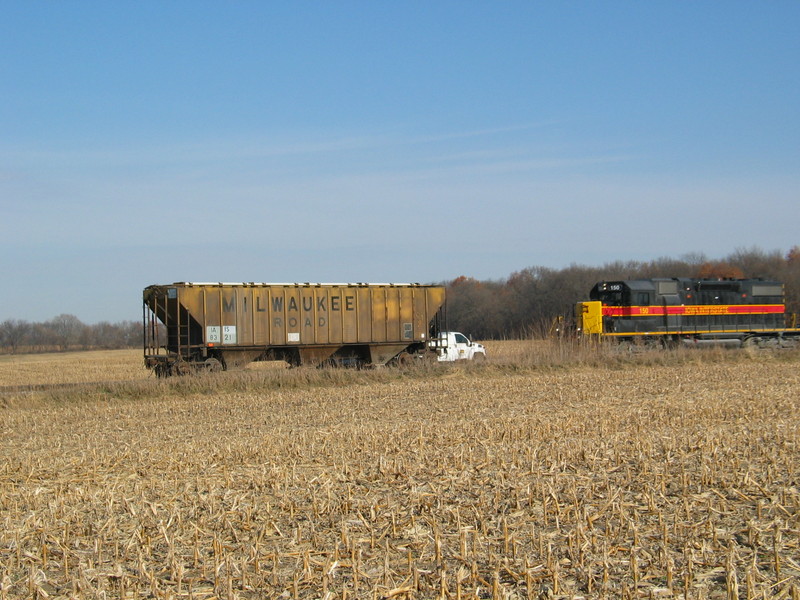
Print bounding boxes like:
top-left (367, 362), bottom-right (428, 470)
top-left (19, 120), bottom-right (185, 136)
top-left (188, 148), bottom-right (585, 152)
top-left (168, 282), bottom-right (430, 287)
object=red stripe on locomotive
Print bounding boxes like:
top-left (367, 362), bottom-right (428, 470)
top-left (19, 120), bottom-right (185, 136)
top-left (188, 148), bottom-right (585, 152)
top-left (602, 304), bottom-right (785, 317)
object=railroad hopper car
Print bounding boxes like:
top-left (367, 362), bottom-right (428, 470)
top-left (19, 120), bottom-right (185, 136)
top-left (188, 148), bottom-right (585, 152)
top-left (576, 278), bottom-right (800, 346)
top-left (144, 282), bottom-right (446, 375)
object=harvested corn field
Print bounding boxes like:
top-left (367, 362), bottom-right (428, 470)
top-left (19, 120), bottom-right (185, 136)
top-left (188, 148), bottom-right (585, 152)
top-left (1, 344), bottom-right (799, 599)
top-left (0, 349), bottom-right (146, 388)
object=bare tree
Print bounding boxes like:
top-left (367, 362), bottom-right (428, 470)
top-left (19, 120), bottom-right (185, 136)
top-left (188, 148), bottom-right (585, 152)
top-left (47, 314), bottom-right (85, 351)
top-left (781, 246), bottom-right (800, 320)
top-left (0, 319), bottom-right (31, 354)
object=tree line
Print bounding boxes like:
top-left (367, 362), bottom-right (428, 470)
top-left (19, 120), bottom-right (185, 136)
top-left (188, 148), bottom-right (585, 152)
top-left (0, 315), bottom-right (141, 354)
top-left (444, 247), bottom-right (800, 340)
top-left (2, 247), bottom-right (798, 353)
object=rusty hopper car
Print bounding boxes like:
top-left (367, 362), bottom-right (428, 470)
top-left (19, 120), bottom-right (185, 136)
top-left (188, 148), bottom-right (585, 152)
top-left (576, 277), bottom-right (800, 347)
top-left (143, 282), bottom-right (446, 375)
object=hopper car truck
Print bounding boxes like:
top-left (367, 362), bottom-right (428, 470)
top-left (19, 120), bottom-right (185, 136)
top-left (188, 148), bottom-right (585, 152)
top-left (143, 282), bottom-right (485, 376)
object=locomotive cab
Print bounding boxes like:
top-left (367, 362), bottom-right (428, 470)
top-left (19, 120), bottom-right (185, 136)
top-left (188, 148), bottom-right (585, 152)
top-left (587, 280), bottom-right (661, 336)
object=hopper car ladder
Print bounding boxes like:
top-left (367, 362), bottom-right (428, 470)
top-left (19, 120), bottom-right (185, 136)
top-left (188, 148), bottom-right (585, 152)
top-left (144, 289), bottom-right (192, 360)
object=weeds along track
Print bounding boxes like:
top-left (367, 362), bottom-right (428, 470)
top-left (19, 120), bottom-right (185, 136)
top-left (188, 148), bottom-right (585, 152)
top-left (0, 346), bottom-right (799, 598)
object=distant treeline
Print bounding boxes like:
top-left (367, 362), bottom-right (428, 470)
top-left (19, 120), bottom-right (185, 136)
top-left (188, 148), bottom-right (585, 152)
top-left (444, 247), bottom-right (800, 340)
top-left (0, 315), bottom-right (140, 354)
top-left (2, 247), bottom-right (799, 353)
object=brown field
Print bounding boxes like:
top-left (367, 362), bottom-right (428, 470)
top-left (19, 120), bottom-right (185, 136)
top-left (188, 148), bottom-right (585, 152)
top-left (0, 349), bottom-right (147, 387)
top-left (1, 343), bottom-right (798, 599)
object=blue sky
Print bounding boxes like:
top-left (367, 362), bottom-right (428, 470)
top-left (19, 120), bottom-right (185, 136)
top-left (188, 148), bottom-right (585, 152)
top-left (1, 2), bottom-right (798, 322)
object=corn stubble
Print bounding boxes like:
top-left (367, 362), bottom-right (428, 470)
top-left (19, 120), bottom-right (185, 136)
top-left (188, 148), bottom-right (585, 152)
top-left (1, 344), bottom-right (799, 599)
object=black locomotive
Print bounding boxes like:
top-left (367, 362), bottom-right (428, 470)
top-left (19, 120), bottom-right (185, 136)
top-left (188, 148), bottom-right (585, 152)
top-left (576, 278), bottom-right (799, 346)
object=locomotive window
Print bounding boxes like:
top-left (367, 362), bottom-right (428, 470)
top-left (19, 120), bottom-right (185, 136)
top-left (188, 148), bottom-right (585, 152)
top-left (598, 291), bottom-right (623, 305)
top-left (656, 281), bottom-right (679, 295)
top-left (752, 284), bottom-right (782, 297)
top-left (636, 293), bottom-right (650, 306)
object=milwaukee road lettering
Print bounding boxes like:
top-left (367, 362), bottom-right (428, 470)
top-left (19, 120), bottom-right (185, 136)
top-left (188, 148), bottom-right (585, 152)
top-left (222, 294), bottom-right (356, 328)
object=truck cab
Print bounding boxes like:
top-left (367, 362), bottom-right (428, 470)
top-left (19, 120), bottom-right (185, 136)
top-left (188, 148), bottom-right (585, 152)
top-left (430, 331), bottom-right (487, 361)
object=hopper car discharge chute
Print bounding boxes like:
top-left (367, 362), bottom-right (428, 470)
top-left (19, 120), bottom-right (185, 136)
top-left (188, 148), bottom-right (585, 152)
top-left (574, 277), bottom-right (800, 348)
top-left (143, 282), bottom-right (447, 376)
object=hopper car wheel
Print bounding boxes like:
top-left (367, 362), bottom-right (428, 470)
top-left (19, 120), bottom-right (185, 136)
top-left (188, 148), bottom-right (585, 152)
top-left (390, 352), bottom-right (414, 368)
top-left (173, 361), bottom-right (192, 376)
top-left (203, 358), bottom-right (223, 372)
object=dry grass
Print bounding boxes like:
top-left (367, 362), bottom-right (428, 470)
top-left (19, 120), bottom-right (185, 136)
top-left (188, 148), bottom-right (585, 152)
top-left (1, 343), bottom-right (799, 599)
top-left (0, 349), bottom-right (147, 387)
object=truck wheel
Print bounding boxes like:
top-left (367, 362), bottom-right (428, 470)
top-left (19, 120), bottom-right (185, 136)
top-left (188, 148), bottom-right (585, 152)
top-left (424, 350), bottom-right (440, 364)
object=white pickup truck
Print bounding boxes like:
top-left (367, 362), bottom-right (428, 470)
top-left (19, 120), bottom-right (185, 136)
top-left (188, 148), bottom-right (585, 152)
top-left (430, 331), bottom-right (487, 361)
